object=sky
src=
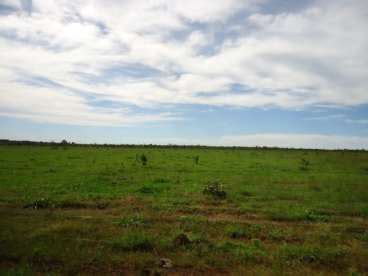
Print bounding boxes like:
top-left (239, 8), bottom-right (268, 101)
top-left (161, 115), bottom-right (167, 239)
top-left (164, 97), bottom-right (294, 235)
top-left (0, 0), bottom-right (368, 149)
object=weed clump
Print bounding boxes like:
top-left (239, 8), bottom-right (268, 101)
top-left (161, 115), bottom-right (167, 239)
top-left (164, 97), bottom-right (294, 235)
top-left (203, 182), bottom-right (227, 199)
top-left (173, 233), bottom-right (191, 247)
top-left (137, 185), bottom-right (164, 194)
top-left (299, 158), bottom-right (310, 171)
top-left (356, 232), bottom-right (368, 242)
top-left (226, 224), bottom-right (262, 239)
top-left (110, 232), bottom-right (154, 252)
top-left (226, 225), bottom-right (248, 239)
top-left (24, 198), bottom-right (53, 209)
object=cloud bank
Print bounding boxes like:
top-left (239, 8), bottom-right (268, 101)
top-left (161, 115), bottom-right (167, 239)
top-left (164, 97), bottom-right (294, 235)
top-left (126, 133), bottom-right (368, 150)
top-left (0, 0), bottom-right (367, 131)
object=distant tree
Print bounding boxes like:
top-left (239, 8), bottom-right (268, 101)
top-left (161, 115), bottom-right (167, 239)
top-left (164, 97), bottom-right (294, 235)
top-left (61, 139), bottom-right (68, 145)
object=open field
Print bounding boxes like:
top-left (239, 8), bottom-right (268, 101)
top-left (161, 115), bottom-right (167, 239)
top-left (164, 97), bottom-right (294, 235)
top-left (0, 144), bottom-right (368, 275)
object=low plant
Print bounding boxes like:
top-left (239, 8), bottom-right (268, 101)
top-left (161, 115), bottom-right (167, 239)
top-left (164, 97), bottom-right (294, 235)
top-left (203, 182), bottom-right (227, 199)
top-left (24, 198), bottom-right (53, 209)
top-left (226, 224), bottom-right (262, 239)
top-left (116, 214), bottom-right (149, 228)
top-left (299, 158), bottom-right (310, 171)
top-left (140, 154), bottom-right (148, 166)
top-left (226, 225), bottom-right (248, 239)
top-left (110, 232), bottom-right (154, 252)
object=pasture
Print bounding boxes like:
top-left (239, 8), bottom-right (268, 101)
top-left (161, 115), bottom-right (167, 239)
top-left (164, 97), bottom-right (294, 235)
top-left (0, 144), bottom-right (367, 275)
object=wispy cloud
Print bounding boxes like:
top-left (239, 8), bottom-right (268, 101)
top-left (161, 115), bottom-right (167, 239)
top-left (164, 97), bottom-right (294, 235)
top-left (305, 114), bottom-right (347, 121)
top-left (345, 119), bottom-right (368, 125)
top-left (0, 0), bottom-right (367, 127)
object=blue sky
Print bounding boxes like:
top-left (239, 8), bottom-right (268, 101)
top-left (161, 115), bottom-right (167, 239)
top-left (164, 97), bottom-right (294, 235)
top-left (0, 0), bottom-right (367, 149)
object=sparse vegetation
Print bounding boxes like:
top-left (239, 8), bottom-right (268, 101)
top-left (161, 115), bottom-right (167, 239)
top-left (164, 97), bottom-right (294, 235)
top-left (0, 145), bottom-right (367, 274)
top-left (116, 214), bottom-right (150, 227)
top-left (110, 232), bottom-right (154, 252)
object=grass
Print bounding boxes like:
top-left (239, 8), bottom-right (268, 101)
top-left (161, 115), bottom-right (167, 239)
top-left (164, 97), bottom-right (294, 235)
top-left (0, 145), bottom-right (367, 274)
top-left (109, 232), bottom-right (154, 252)
top-left (115, 214), bottom-right (150, 227)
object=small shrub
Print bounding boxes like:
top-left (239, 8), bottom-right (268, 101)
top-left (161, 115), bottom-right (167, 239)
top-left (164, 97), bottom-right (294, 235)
top-left (203, 182), bottom-right (227, 199)
top-left (194, 156), bottom-right (199, 165)
top-left (137, 186), bottom-right (154, 194)
top-left (153, 178), bottom-right (169, 184)
top-left (355, 232), bottom-right (368, 242)
top-left (140, 154), bottom-right (148, 166)
top-left (304, 210), bottom-right (329, 222)
top-left (96, 201), bottom-right (109, 209)
top-left (24, 198), bottom-right (53, 209)
top-left (241, 190), bottom-right (253, 197)
top-left (299, 158), bottom-right (310, 171)
top-left (251, 239), bottom-right (263, 249)
top-left (173, 233), bottom-right (191, 247)
top-left (137, 185), bottom-right (163, 194)
top-left (110, 232), bottom-right (154, 252)
top-left (226, 225), bottom-right (248, 239)
top-left (361, 167), bottom-right (368, 175)
top-left (226, 224), bottom-right (262, 239)
top-left (47, 168), bottom-right (56, 173)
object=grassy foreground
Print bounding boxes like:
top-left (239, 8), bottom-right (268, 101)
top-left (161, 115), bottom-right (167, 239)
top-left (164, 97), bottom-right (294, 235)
top-left (0, 145), bottom-right (367, 275)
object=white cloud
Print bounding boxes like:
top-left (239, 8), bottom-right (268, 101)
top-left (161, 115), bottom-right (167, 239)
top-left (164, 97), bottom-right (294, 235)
top-left (92, 133), bottom-right (368, 149)
top-left (0, 71), bottom-right (178, 126)
top-left (165, 0), bottom-right (260, 22)
top-left (0, 0), bottom-right (367, 126)
top-left (218, 133), bottom-right (368, 149)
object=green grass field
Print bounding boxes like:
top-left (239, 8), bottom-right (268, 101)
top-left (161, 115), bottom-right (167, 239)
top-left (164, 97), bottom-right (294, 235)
top-left (1, 145), bottom-right (368, 275)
